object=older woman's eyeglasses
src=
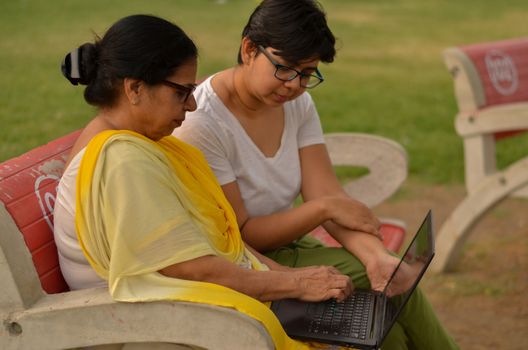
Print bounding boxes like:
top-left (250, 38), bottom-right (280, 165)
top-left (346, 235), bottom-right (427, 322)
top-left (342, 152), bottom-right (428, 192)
top-left (162, 80), bottom-right (197, 103)
top-left (257, 46), bottom-right (324, 88)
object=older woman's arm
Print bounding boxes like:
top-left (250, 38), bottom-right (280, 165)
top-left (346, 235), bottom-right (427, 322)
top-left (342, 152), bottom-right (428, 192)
top-left (159, 255), bottom-right (352, 302)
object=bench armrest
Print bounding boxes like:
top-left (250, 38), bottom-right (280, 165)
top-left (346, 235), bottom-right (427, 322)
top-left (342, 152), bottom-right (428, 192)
top-left (455, 102), bottom-right (528, 137)
top-left (325, 133), bottom-right (408, 208)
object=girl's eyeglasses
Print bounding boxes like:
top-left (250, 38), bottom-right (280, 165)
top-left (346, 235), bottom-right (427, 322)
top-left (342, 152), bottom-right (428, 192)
top-left (257, 45), bottom-right (324, 88)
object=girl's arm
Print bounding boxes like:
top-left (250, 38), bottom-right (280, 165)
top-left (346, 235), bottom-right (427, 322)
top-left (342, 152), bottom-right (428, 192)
top-left (299, 144), bottom-right (405, 290)
top-left (222, 143), bottom-right (380, 251)
top-left (222, 180), bottom-right (329, 250)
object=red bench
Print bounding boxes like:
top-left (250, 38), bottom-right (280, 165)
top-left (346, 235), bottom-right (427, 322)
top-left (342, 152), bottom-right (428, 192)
top-left (433, 37), bottom-right (528, 272)
top-left (0, 130), bottom-right (81, 294)
top-left (0, 130), bottom-right (276, 349)
top-left (445, 37), bottom-right (528, 191)
top-left (0, 128), bottom-right (409, 348)
top-left (0, 130), bottom-right (405, 297)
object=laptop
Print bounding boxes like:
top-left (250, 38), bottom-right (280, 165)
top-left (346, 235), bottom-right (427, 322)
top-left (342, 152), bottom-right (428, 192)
top-left (271, 210), bottom-right (435, 349)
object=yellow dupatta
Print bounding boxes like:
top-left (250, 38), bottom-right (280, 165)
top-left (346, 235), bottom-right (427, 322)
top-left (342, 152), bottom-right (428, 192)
top-left (75, 130), bottom-right (313, 350)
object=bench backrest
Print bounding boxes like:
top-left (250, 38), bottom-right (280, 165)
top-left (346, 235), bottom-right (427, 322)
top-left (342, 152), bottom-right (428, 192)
top-left (0, 130), bottom-right (81, 294)
top-left (444, 37), bottom-right (528, 139)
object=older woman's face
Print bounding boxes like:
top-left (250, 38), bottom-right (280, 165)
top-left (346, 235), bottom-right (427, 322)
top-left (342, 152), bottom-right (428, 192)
top-left (139, 59), bottom-right (198, 140)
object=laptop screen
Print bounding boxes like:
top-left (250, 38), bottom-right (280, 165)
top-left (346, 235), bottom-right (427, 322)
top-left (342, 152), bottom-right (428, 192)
top-left (381, 210), bottom-right (435, 340)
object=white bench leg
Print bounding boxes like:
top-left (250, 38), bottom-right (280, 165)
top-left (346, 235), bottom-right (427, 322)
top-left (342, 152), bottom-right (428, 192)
top-left (431, 157), bottom-right (528, 272)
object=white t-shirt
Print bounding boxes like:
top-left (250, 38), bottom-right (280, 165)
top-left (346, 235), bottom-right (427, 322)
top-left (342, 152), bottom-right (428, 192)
top-left (174, 76), bottom-right (325, 217)
top-left (53, 148), bottom-right (106, 290)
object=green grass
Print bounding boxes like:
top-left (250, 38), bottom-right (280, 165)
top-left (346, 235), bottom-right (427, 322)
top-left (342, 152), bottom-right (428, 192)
top-left (1, 0), bottom-right (528, 184)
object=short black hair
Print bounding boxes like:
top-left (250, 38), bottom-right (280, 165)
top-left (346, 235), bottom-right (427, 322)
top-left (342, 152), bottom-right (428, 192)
top-left (237, 0), bottom-right (336, 65)
top-left (62, 14), bottom-right (198, 108)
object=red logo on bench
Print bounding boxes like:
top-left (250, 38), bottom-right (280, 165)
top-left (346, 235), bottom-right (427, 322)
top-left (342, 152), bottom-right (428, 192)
top-left (485, 49), bottom-right (519, 96)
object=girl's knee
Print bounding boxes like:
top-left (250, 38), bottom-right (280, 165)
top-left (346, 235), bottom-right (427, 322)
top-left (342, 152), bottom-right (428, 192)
top-left (381, 321), bottom-right (408, 350)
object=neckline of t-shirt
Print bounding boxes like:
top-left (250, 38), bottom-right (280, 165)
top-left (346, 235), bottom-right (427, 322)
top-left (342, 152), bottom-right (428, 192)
top-left (204, 75), bottom-right (289, 162)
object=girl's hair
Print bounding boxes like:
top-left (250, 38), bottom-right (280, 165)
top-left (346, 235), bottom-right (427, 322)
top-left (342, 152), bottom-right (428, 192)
top-left (237, 0), bottom-right (336, 65)
top-left (61, 14), bottom-right (198, 108)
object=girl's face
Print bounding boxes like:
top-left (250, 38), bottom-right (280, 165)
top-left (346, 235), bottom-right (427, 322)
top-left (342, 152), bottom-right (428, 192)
top-left (138, 59), bottom-right (198, 140)
top-left (243, 43), bottom-right (320, 107)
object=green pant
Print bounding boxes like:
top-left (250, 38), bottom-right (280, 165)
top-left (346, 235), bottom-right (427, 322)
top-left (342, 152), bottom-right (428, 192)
top-left (265, 236), bottom-right (459, 350)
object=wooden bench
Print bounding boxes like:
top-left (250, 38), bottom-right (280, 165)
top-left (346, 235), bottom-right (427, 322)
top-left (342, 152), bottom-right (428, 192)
top-left (0, 130), bottom-right (407, 349)
top-left (432, 37), bottom-right (528, 272)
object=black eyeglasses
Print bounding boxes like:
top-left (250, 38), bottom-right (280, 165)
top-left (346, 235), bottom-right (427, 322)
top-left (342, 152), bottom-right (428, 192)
top-left (257, 45), bottom-right (324, 88)
top-left (161, 80), bottom-right (197, 103)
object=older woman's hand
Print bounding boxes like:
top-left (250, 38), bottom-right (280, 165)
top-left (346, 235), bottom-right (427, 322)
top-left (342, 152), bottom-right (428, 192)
top-left (292, 265), bottom-right (353, 302)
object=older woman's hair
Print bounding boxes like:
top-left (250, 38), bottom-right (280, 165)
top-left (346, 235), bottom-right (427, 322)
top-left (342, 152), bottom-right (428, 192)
top-left (62, 14), bottom-right (198, 107)
top-left (237, 0), bottom-right (336, 65)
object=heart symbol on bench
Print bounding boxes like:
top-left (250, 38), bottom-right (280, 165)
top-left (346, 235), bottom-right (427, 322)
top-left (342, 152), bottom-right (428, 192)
top-left (34, 174), bottom-right (61, 231)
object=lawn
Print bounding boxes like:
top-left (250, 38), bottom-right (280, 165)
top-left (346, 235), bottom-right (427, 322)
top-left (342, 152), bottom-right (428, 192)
top-left (1, 0), bottom-right (527, 184)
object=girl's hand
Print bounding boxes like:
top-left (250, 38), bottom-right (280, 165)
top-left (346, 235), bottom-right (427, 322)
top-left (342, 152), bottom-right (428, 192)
top-left (322, 196), bottom-right (381, 238)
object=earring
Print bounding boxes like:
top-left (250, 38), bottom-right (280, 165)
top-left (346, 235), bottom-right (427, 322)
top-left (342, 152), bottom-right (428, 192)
top-left (132, 99), bottom-right (139, 105)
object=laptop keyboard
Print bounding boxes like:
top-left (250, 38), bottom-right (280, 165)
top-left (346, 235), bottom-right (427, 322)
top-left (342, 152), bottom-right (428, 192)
top-left (307, 290), bottom-right (374, 339)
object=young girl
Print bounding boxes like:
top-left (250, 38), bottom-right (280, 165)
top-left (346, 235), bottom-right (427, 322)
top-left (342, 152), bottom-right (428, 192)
top-left (174, 1), bottom-right (459, 348)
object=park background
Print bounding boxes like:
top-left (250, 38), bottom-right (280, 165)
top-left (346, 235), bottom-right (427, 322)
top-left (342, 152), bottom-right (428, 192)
top-left (1, 0), bottom-right (527, 349)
